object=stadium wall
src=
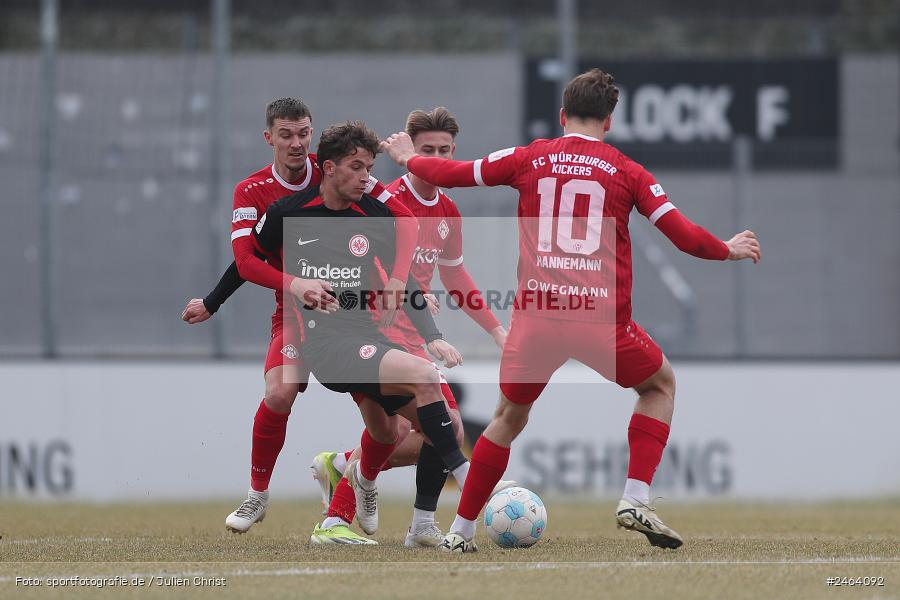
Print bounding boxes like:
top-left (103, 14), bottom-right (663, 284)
top-left (1, 361), bottom-right (897, 502)
top-left (1, 54), bottom-right (898, 359)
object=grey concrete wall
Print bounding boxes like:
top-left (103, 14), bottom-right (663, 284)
top-left (0, 53), bottom-right (897, 358)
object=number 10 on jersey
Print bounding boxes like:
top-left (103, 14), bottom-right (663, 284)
top-left (537, 177), bottom-right (606, 256)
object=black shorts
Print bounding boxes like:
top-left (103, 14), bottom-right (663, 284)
top-left (302, 332), bottom-right (413, 416)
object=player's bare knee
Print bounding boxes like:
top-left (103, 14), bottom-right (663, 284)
top-left (655, 360), bottom-right (676, 400)
top-left (635, 359), bottom-right (676, 402)
top-left (409, 362), bottom-right (441, 402)
top-left (368, 417), bottom-right (399, 445)
top-left (263, 382), bottom-right (297, 413)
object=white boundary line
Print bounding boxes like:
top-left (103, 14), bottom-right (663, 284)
top-left (2, 558), bottom-right (900, 583)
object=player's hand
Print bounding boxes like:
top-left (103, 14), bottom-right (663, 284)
top-left (380, 132), bottom-right (417, 168)
top-left (489, 325), bottom-right (508, 349)
top-left (181, 298), bottom-right (212, 324)
top-left (424, 293), bottom-right (440, 315)
top-left (725, 230), bottom-right (761, 263)
top-left (379, 277), bottom-right (406, 327)
top-left (290, 278), bottom-right (338, 314)
top-left (427, 339), bottom-right (463, 368)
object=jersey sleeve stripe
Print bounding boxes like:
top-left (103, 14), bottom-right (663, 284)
top-left (648, 202), bottom-right (676, 225)
top-left (473, 159), bottom-right (485, 186)
top-left (437, 255), bottom-right (464, 266)
top-left (231, 227), bottom-right (252, 241)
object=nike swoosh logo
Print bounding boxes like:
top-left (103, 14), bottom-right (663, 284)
top-left (441, 420), bottom-right (452, 427)
top-left (298, 238), bottom-right (319, 246)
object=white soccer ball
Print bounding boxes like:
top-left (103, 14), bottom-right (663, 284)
top-left (483, 486), bottom-right (548, 548)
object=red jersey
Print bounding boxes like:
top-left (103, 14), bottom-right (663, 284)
top-left (468, 134), bottom-right (673, 323)
top-left (231, 156), bottom-right (323, 315)
top-left (381, 175), bottom-right (463, 348)
top-left (375, 174), bottom-right (501, 348)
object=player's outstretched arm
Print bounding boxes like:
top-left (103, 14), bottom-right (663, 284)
top-left (652, 210), bottom-right (726, 260)
top-left (182, 261), bottom-right (248, 325)
top-left (381, 132), bottom-right (480, 188)
top-left (380, 132), bottom-right (418, 168)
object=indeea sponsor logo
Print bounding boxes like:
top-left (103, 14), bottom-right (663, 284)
top-left (297, 258), bottom-right (362, 281)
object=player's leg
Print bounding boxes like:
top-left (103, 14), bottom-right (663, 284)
top-left (314, 381), bottom-right (460, 547)
top-left (225, 350), bottom-right (309, 533)
top-left (626, 355), bottom-right (675, 505)
top-left (578, 319), bottom-right (681, 549)
top-left (318, 414), bottom-right (412, 521)
top-left (226, 322), bottom-right (309, 533)
top-left (380, 349), bottom-right (472, 491)
top-left (226, 367), bottom-right (304, 533)
top-left (404, 386), bottom-right (464, 548)
top-left (323, 396), bottom-right (403, 536)
top-left (441, 314), bottom-right (565, 552)
top-left (310, 428), bottom-right (380, 546)
top-left (312, 416), bottom-right (409, 516)
top-left (439, 391), bottom-right (535, 552)
top-left (618, 352), bottom-right (682, 549)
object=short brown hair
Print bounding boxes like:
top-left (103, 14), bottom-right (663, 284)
top-left (562, 69), bottom-right (619, 122)
top-left (405, 106), bottom-right (460, 140)
top-left (265, 97), bottom-right (311, 128)
top-left (317, 120), bottom-right (381, 166)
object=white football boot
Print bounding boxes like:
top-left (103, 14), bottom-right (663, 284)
top-left (615, 498), bottom-right (683, 549)
top-left (404, 522), bottom-right (445, 548)
top-left (345, 459), bottom-right (378, 535)
top-left (225, 489), bottom-right (268, 533)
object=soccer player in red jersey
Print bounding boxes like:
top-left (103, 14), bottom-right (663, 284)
top-left (181, 98), bottom-right (417, 533)
top-left (310, 108), bottom-right (511, 547)
top-left (382, 69), bottom-right (761, 552)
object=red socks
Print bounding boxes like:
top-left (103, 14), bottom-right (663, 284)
top-left (359, 429), bottom-right (396, 481)
top-left (327, 476), bottom-right (356, 522)
top-left (626, 413), bottom-right (670, 484)
top-left (250, 399), bottom-right (290, 492)
top-left (457, 436), bottom-right (510, 521)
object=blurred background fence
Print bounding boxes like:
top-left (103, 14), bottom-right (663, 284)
top-left (1, 0), bottom-right (899, 360)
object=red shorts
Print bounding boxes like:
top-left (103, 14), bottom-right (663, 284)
top-left (265, 312), bottom-right (309, 390)
top-left (350, 344), bottom-right (457, 411)
top-left (499, 312), bottom-right (663, 404)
